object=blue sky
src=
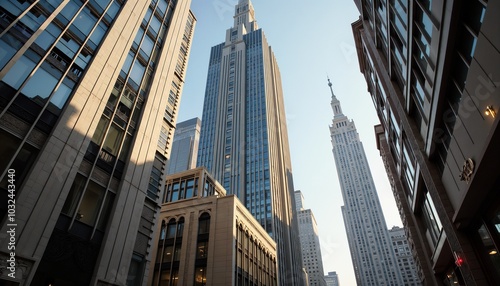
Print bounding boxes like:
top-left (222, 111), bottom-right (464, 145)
top-left (178, 1), bottom-right (402, 285)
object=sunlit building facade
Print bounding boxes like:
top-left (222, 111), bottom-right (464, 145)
top-left (328, 79), bottom-right (404, 285)
top-left (295, 191), bottom-right (327, 286)
top-left (353, 0), bottom-right (500, 285)
top-left (196, 0), bottom-right (303, 284)
top-left (324, 271), bottom-right (339, 286)
top-left (150, 167), bottom-right (278, 286)
top-left (0, 0), bottom-right (195, 285)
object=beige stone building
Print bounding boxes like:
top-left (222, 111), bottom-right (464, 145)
top-left (0, 0), bottom-right (195, 285)
top-left (149, 167), bottom-right (278, 286)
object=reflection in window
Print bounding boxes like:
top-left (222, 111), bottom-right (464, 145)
top-left (0, 33), bottom-right (23, 70)
top-left (21, 61), bottom-right (61, 103)
top-left (129, 60), bottom-right (146, 88)
top-left (78, 180), bottom-right (106, 226)
top-left (34, 22), bottom-right (62, 51)
top-left (166, 220), bottom-right (176, 238)
top-left (141, 35), bottom-right (155, 58)
top-left (422, 191), bottom-right (442, 246)
top-left (49, 79), bottom-right (74, 111)
top-left (415, 6), bottom-right (433, 39)
top-left (196, 241), bottom-right (209, 259)
top-left (2, 52), bottom-right (38, 90)
top-left (194, 213), bottom-right (210, 284)
top-left (71, 7), bottom-right (98, 38)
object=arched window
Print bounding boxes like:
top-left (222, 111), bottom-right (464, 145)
top-left (154, 217), bottom-right (184, 286)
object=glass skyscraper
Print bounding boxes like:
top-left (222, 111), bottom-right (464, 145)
top-left (328, 79), bottom-right (404, 285)
top-left (0, 1), bottom-right (195, 285)
top-left (167, 117), bottom-right (201, 174)
top-left (196, 0), bottom-right (303, 284)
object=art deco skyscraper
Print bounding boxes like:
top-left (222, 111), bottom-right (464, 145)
top-left (0, 1), bottom-right (195, 285)
top-left (196, 0), bottom-right (303, 284)
top-left (388, 226), bottom-right (420, 285)
top-left (328, 79), bottom-right (404, 285)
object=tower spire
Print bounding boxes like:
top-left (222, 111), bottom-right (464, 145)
top-left (327, 76), bottom-right (336, 99)
top-left (328, 77), bottom-right (343, 116)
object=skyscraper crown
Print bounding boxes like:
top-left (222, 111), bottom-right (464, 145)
top-left (233, 0), bottom-right (258, 32)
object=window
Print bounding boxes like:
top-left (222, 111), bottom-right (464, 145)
top-left (129, 59), bottom-right (146, 89)
top-left (198, 213), bottom-right (210, 234)
top-left (422, 191), bottom-right (442, 246)
top-left (71, 7), bottom-right (98, 38)
top-left (102, 123), bottom-right (124, 156)
top-left (2, 51), bottom-right (38, 89)
top-left (166, 219), bottom-right (176, 238)
top-left (20, 61), bottom-right (60, 104)
top-left (49, 79), bottom-right (74, 112)
top-left (140, 35), bottom-right (155, 58)
top-left (78, 180), bottom-right (106, 226)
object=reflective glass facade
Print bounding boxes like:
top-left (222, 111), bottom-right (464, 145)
top-left (196, 1), bottom-right (303, 284)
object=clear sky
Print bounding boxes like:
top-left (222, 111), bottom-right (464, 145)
top-left (178, 1), bottom-right (402, 285)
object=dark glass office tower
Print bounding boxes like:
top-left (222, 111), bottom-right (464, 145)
top-left (196, 0), bottom-right (303, 284)
top-left (0, 1), bottom-right (195, 285)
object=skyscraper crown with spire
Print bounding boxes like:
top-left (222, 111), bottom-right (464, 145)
top-left (328, 78), bottom-right (344, 117)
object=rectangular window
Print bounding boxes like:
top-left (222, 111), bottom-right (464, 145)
top-left (21, 60), bottom-right (61, 102)
top-left (102, 123), bottom-right (124, 156)
top-left (196, 241), bottom-right (209, 259)
top-left (61, 174), bottom-right (87, 217)
top-left (166, 224), bottom-right (176, 238)
top-left (78, 180), bottom-right (106, 227)
top-left (163, 245), bottom-right (173, 262)
top-left (2, 51), bottom-right (38, 89)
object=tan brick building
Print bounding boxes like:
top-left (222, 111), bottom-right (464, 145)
top-left (150, 167), bottom-right (278, 286)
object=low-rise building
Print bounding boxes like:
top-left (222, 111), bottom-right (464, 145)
top-left (149, 167), bottom-right (278, 285)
